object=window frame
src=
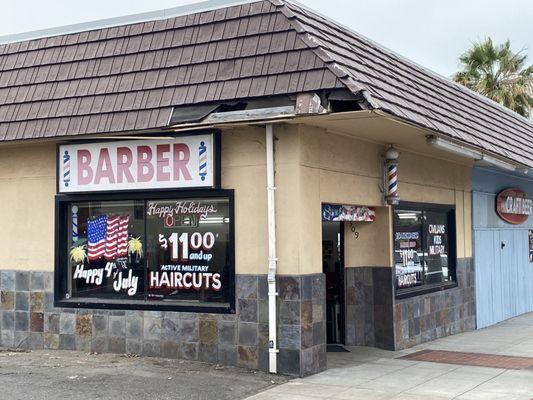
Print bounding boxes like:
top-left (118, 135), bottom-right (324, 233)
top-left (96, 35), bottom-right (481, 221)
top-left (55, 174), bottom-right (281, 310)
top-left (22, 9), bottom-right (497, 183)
top-left (54, 189), bottom-right (236, 314)
top-left (393, 201), bottom-right (457, 299)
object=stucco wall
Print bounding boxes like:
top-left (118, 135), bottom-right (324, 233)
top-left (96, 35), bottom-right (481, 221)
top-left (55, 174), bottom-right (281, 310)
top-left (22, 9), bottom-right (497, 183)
top-left (0, 144), bottom-right (56, 270)
top-left (344, 207), bottom-right (392, 268)
top-left (0, 121), bottom-right (472, 276)
top-left (220, 127), bottom-right (267, 275)
top-left (295, 124), bottom-right (472, 273)
top-left (0, 130), bottom-right (271, 274)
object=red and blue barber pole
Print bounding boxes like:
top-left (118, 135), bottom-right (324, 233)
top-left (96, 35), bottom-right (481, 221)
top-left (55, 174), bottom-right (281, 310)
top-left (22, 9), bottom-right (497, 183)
top-left (199, 141), bottom-right (208, 181)
top-left (385, 147), bottom-right (400, 205)
top-left (62, 150), bottom-right (71, 187)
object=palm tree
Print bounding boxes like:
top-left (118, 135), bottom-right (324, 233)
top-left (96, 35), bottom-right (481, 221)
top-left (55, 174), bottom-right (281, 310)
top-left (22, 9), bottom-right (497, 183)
top-left (453, 38), bottom-right (533, 118)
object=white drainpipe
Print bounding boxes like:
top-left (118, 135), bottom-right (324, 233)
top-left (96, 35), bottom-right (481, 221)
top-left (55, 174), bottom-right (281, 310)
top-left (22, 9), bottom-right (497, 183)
top-left (266, 123), bottom-right (279, 373)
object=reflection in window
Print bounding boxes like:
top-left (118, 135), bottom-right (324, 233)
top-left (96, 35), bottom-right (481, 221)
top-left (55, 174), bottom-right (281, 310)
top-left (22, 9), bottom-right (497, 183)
top-left (393, 206), bottom-right (455, 293)
top-left (145, 198), bottom-right (231, 304)
top-left (64, 196), bottom-right (233, 308)
top-left (67, 200), bottom-right (145, 300)
top-left (394, 210), bottom-right (423, 289)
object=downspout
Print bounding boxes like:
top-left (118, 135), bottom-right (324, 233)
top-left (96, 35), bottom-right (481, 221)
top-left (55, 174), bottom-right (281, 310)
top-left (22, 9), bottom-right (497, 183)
top-left (266, 123), bottom-right (279, 373)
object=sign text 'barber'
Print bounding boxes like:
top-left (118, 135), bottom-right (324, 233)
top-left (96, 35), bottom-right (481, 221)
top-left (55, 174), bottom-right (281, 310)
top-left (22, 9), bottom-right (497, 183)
top-left (58, 134), bottom-right (215, 192)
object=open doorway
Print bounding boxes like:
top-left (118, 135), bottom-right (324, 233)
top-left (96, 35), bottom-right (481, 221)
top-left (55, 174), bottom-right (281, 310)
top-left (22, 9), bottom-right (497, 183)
top-left (322, 221), bottom-right (345, 344)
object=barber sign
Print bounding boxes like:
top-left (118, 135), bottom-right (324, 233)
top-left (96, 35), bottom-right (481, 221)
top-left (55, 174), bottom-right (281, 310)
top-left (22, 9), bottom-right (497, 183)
top-left (58, 134), bottom-right (215, 193)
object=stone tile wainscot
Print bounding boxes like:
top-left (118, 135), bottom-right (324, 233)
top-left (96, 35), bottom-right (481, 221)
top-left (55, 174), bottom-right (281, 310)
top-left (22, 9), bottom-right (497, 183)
top-left (0, 271), bottom-right (326, 377)
top-left (345, 258), bottom-right (475, 350)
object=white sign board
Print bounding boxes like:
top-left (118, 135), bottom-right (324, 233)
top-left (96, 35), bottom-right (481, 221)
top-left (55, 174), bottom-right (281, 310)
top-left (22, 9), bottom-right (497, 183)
top-left (58, 134), bottom-right (215, 193)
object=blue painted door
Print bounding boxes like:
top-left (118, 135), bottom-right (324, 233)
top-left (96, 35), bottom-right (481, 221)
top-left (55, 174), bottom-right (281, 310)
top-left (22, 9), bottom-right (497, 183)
top-left (475, 228), bottom-right (533, 328)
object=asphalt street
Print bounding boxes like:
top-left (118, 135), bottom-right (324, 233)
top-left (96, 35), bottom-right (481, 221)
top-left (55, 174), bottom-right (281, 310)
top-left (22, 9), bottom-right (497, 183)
top-left (0, 349), bottom-right (288, 400)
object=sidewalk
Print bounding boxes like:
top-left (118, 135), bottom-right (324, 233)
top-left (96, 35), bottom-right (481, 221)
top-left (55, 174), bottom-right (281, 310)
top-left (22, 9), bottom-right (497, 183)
top-left (248, 313), bottom-right (533, 400)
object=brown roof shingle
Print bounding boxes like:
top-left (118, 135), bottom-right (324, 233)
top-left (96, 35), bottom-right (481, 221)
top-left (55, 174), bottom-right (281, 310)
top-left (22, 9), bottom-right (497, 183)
top-left (275, 0), bottom-right (533, 167)
top-left (0, 0), bottom-right (532, 168)
top-left (0, 0), bottom-right (343, 141)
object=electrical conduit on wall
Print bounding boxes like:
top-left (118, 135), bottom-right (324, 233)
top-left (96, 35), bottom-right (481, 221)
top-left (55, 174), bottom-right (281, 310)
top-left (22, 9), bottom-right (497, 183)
top-left (266, 124), bottom-right (279, 373)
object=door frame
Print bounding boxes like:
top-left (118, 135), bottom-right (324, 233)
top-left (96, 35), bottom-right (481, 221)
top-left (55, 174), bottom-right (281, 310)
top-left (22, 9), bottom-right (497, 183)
top-left (338, 222), bottom-right (346, 344)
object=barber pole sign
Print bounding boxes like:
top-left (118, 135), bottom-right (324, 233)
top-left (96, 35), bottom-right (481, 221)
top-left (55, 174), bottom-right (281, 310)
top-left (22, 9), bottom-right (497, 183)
top-left (58, 134), bottom-right (216, 193)
top-left (385, 159), bottom-right (400, 205)
top-left (387, 162), bottom-right (398, 197)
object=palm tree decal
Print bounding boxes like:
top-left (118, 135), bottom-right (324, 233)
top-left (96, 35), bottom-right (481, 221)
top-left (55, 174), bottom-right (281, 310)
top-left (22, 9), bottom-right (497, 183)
top-left (453, 38), bottom-right (533, 118)
top-left (70, 245), bottom-right (87, 264)
top-left (128, 237), bottom-right (143, 261)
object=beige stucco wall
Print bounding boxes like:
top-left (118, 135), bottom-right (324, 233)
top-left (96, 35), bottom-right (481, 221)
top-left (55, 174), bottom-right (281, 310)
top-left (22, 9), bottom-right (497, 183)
top-left (296, 124), bottom-right (472, 273)
top-left (220, 127), bottom-right (268, 274)
top-left (0, 143), bottom-right (56, 270)
top-left (0, 119), bottom-right (472, 276)
top-left (223, 123), bottom-right (316, 275)
top-left (344, 207), bottom-right (392, 268)
top-left (0, 130), bottom-right (271, 274)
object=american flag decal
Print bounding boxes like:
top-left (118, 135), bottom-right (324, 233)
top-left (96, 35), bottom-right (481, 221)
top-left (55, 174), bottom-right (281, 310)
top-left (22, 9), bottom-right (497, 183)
top-left (87, 215), bottom-right (129, 261)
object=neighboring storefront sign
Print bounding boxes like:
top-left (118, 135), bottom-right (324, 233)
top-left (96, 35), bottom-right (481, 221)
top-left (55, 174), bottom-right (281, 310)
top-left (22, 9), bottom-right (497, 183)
top-left (322, 204), bottom-right (376, 222)
top-left (496, 188), bottom-right (532, 225)
top-left (58, 134), bottom-right (216, 193)
top-left (529, 230), bottom-right (533, 263)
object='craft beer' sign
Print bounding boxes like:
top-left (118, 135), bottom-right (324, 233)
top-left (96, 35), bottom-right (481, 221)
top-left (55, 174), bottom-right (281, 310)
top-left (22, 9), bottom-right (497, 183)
top-left (496, 188), bottom-right (532, 225)
top-left (58, 134), bottom-right (215, 193)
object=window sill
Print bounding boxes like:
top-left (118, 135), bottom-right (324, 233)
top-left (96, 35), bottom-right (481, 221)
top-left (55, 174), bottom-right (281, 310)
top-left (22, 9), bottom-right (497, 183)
top-left (395, 281), bottom-right (458, 300)
top-left (55, 297), bottom-right (234, 314)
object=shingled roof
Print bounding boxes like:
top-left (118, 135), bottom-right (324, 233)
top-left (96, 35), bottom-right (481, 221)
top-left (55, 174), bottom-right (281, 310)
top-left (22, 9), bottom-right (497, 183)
top-left (0, 0), bottom-right (532, 167)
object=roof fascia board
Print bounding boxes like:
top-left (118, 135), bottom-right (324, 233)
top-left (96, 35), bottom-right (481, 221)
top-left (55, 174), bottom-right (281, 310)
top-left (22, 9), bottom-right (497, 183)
top-left (374, 108), bottom-right (531, 170)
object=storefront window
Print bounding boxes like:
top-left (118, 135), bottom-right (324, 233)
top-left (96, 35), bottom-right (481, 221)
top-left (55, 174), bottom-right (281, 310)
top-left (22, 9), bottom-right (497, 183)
top-left (145, 198), bottom-right (231, 305)
top-left (393, 204), bottom-right (456, 295)
top-left (67, 200), bottom-right (146, 301)
top-left (56, 191), bottom-right (234, 313)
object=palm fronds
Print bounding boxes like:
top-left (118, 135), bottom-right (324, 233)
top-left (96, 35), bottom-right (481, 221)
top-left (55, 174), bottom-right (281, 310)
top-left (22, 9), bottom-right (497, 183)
top-left (453, 38), bottom-right (533, 118)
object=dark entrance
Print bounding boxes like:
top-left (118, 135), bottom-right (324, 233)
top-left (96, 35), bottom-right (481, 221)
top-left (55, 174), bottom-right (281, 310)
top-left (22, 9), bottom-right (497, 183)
top-left (322, 221), bottom-right (345, 344)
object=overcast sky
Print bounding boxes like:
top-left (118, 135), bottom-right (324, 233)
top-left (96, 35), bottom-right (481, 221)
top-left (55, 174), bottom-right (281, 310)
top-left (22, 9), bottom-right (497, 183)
top-left (1, 0), bottom-right (532, 78)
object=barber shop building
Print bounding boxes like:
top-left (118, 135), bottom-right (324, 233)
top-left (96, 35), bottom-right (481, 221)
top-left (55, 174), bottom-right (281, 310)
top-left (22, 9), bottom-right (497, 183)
top-left (0, 0), bottom-right (532, 377)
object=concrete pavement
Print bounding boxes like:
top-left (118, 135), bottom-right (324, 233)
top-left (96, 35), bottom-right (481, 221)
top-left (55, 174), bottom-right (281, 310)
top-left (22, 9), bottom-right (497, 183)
top-left (248, 312), bottom-right (533, 399)
top-left (2, 313), bottom-right (533, 399)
